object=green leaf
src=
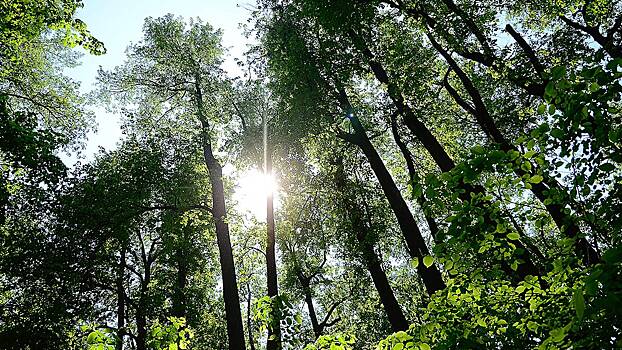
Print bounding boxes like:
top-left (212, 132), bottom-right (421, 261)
top-left (527, 321), bottom-right (538, 331)
top-left (423, 256), bottom-right (434, 268)
top-left (550, 128), bottom-right (565, 139)
top-left (87, 332), bottom-right (98, 344)
top-left (548, 104), bottom-right (556, 115)
top-left (549, 327), bottom-right (567, 342)
top-left (573, 288), bottom-right (585, 320)
top-left (419, 344), bottom-right (431, 350)
top-left (507, 232), bottom-right (520, 240)
top-left (589, 82), bottom-right (599, 92)
top-left (410, 258), bottom-right (419, 268)
top-left (551, 65), bottom-right (566, 79)
top-left (529, 175), bottom-right (543, 184)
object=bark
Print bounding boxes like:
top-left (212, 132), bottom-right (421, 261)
top-left (335, 87), bottom-right (445, 293)
top-left (504, 24), bottom-right (545, 79)
top-left (247, 284), bottom-right (257, 350)
top-left (429, 32), bottom-right (600, 265)
top-left (352, 37), bottom-right (456, 172)
top-left (338, 109), bottom-right (445, 294)
top-left (172, 245), bottom-right (187, 318)
top-left (135, 260), bottom-right (151, 350)
top-left (389, 112), bottom-right (440, 241)
top-left (265, 127), bottom-right (281, 350)
top-left (334, 159), bottom-right (410, 332)
top-left (350, 32), bottom-right (542, 279)
top-left (116, 247), bottom-right (126, 350)
top-left (194, 78), bottom-right (246, 350)
top-left (298, 274), bottom-right (321, 338)
top-left (559, 15), bottom-right (622, 59)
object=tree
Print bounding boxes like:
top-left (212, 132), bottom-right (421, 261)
top-left (97, 15), bottom-right (246, 349)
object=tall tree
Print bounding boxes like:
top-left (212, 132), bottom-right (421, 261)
top-left (98, 15), bottom-right (246, 349)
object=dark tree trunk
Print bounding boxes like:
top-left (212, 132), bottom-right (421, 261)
top-left (334, 159), bottom-right (410, 331)
top-left (194, 78), bottom-right (246, 350)
top-left (247, 284), bottom-right (257, 350)
top-left (298, 274), bottom-right (322, 338)
top-left (265, 125), bottom-right (281, 350)
top-left (339, 109), bottom-right (446, 294)
top-left (390, 113), bottom-right (440, 241)
top-left (116, 247), bottom-right (126, 350)
top-left (428, 32), bottom-right (600, 265)
top-left (173, 245), bottom-right (187, 318)
top-left (348, 34), bottom-right (544, 280)
top-left (202, 136), bottom-right (246, 350)
top-left (135, 262), bottom-right (151, 350)
top-left (363, 246), bottom-right (410, 332)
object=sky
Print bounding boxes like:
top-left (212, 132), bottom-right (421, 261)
top-left (64, 0), bottom-right (275, 220)
top-left (65, 0), bottom-right (253, 162)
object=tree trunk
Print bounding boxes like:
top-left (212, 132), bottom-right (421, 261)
top-left (428, 32), bottom-right (600, 265)
top-left (173, 245), bottom-right (187, 318)
top-left (202, 135), bottom-right (246, 350)
top-left (247, 284), bottom-right (257, 350)
top-left (135, 262), bottom-right (150, 350)
top-left (390, 113), bottom-right (440, 241)
top-left (298, 274), bottom-right (322, 338)
top-left (265, 119), bottom-right (281, 350)
top-left (116, 247), bottom-right (126, 350)
top-left (350, 37), bottom-right (542, 279)
top-left (341, 111), bottom-right (445, 295)
top-left (334, 158), bottom-right (410, 331)
top-left (194, 78), bottom-right (246, 350)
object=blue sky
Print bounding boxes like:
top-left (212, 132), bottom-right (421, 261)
top-left (66, 0), bottom-right (254, 163)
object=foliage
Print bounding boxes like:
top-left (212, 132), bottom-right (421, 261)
top-left (147, 317), bottom-right (194, 350)
top-left (253, 295), bottom-right (303, 347)
top-left (2, 0), bottom-right (622, 349)
top-left (304, 333), bottom-right (357, 350)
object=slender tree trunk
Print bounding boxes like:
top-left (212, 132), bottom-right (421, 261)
top-left (136, 310), bottom-right (146, 350)
top-left (401, 0), bottom-right (600, 264)
top-left (173, 245), bottom-right (187, 318)
top-left (338, 107), bottom-right (445, 294)
top-left (202, 135), bottom-right (246, 350)
top-left (247, 284), bottom-right (257, 350)
top-left (116, 247), bottom-right (126, 350)
top-left (334, 158), bottom-right (410, 331)
top-left (136, 263), bottom-right (150, 350)
top-left (194, 78), bottom-right (246, 350)
top-left (298, 274), bottom-right (322, 338)
top-left (363, 247), bottom-right (410, 332)
top-left (350, 36), bottom-right (542, 279)
top-left (390, 113), bottom-right (440, 240)
top-left (427, 32), bottom-right (600, 265)
top-left (265, 118), bottom-right (281, 350)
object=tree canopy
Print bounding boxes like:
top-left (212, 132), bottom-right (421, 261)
top-left (1, 0), bottom-right (621, 349)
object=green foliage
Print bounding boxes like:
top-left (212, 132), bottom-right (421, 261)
top-left (0, 0), bottom-right (104, 69)
top-left (81, 325), bottom-right (117, 350)
top-left (3, 0), bottom-right (622, 348)
top-left (375, 245), bottom-right (622, 349)
top-left (253, 295), bottom-right (303, 347)
top-left (148, 317), bottom-right (194, 350)
top-left (304, 333), bottom-right (357, 350)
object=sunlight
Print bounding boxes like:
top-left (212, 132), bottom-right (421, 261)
top-left (233, 168), bottom-right (279, 221)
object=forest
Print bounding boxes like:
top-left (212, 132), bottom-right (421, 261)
top-left (1, 0), bottom-right (621, 349)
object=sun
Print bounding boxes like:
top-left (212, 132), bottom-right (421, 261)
top-left (233, 168), bottom-right (279, 221)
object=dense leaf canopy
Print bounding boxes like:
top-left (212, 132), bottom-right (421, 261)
top-left (1, 0), bottom-right (621, 349)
